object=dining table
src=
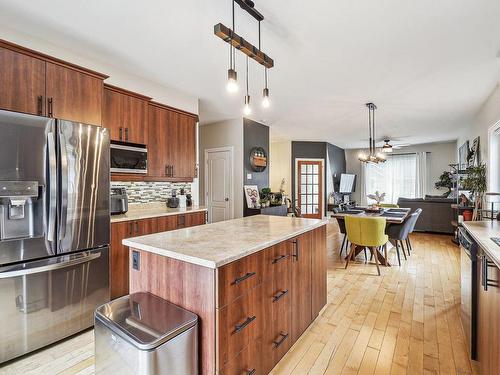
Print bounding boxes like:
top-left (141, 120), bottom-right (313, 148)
top-left (331, 207), bottom-right (412, 266)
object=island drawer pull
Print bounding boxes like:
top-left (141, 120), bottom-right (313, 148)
top-left (291, 239), bottom-right (299, 260)
top-left (272, 254), bottom-right (288, 264)
top-left (273, 289), bottom-right (289, 302)
top-left (234, 315), bottom-right (256, 333)
top-left (273, 332), bottom-right (289, 348)
top-left (246, 369), bottom-right (256, 375)
top-left (231, 272), bottom-right (256, 285)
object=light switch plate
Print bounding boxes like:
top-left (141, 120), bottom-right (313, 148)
top-left (247, 173), bottom-right (252, 180)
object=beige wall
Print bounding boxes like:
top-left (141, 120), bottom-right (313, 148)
top-left (199, 119), bottom-right (244, 218)
top-left (346, 141), bottom-right (457, 203)
top-left (269, 141), bottom-right (292, 196)
top-left (458, 83), bottom-right (500, 191)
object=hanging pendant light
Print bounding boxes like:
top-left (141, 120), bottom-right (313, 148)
top-left (262, 68), bottom-right (270, 108)
top-left (382, 139), bottom-right (393, 153)
top-left (243, 56), bottom-right (251, 115)
top-left (359, 103), bottom-right (386, 163)
top-left (226, 1), bottom-right (238, 93)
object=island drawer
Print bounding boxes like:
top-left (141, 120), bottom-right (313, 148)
top-left (218, 338), bottom-right (263, 375)
top-left (218, 285), bottom-right (264, 366)
top-left (218, 251), bottom-right (264, 308)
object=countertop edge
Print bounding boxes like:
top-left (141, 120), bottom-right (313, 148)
top-left (462, 222), bottom-right (500, 268)
top-left (111, 207), bottom-right (208, 223)
top-left (123, 219), bottom-right (328, 269)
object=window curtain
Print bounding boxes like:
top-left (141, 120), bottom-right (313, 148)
top-left (364, 153), bottom-right (419, 204)
top-left (415, 152), bottom-right (427, 198)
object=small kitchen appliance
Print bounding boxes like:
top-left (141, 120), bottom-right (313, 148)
top-left (110, 188), bottom-right (128, 215)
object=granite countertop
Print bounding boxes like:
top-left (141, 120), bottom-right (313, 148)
top-left (463, 221), bottom-right (500, 267)
top-left (111, 203), bottom-right (207, 223)
top-left (123, 215), bottom-right (328, 269)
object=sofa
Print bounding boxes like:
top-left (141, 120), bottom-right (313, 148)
top-left (397, 197), bottom-right (455, 234)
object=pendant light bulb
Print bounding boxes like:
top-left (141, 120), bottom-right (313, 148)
top-left (262, 88), bottom-right (270, 108)
top-left (243, 95), bottom-right (252, 116)
top-left (226, 69), bottom-right (238, 93)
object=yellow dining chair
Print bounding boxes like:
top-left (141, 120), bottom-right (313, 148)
top-left (379, 203), bottom-right (399, 208)
top-left (345, 216), bottom-right (389, 275)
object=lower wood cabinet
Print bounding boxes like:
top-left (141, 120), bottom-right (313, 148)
top-left (111, 212), bottom-right (207, 299)
top-left (477, 250), bottom-right (500, 375)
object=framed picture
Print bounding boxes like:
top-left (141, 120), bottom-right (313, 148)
top-left (244, 185), bottom-right (260, 209)
top-left (470, 137), bottom-right (480, 166)
top-left (458, 141), bottom-right (469, 170)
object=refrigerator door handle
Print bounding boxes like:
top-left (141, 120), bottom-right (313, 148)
top-left (47, 132), bottom-right (57, 242)
top-left (58, 129), bottom-right (68, 240)
top-left (0, 250), bottom-right (102, 279)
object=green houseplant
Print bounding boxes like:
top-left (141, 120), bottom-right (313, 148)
top-left (434, 171), bottom-right (453, 196)
top-left (462, 164), bottom-right (487, 220)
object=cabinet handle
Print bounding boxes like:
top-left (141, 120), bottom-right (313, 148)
top-left (246, 370), bottom-right (256, 375)
top-left (135, 221), bottom-right (139, 234)
top-left (482, 255), bottom-right (498, 291)
top-left (194, 165), bottom-right (198, 178)
top-left (119, 127), bottom-right (123, 141)
top-left (37, 96), bottom-right (43, 115)
top-left (231, 272), bottom-right (256, 285)
top-left (125, 127), bottom-right (129, 141)
top-left (47, 97), bottom-right (53, 117)
top-left (272, 254), bottom-right (288, 264)
top-left (273, 289), bottom-right (289, 302)
top-left (273, 332), bottom-right (289, 348)
top-left (171, 165), bottom-right (174, 177)
top-left (292, 239), bottom-right (299, 261)
top-left (128, 222), bottom-right (133, 236)
top-left (164, 165), bottom-right (168, 176)
top-left (234, 315), bottom-right (256, 334)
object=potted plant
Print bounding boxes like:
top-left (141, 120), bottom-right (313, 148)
top-left (366, 191), bottom-right (386, 208)
top-left (434, 171), bottom-right (453, 197)
top-left (462, 164), bottom-right (487, 220)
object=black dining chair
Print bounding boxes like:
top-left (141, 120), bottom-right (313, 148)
top-left (336, 218), bottom-right (349, 257)
top-left (385, 211), bottom-right (420, 266)
top-left (405, 208), bottom-right (422, 252)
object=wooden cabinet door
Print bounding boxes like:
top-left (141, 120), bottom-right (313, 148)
top-left (46, 62), bottom-right (103, 125)
top-left (136, 217), bottom-right (158, 236)
top-left (478, 254), bottom-right (500, 375)
top-left (148, 104), bottom-right (169, 177)
top-left (174, 113), bottom-right (196, 179)
top-left (185, 211), bottom-right (206, 227)
top-left (311, 225), bottom-right (327, 317)
top-left (0, 47), bottom-right (46, 116)
top-left (110, 221), bottom-right (134, 299)
top-left (124, 95), bottom-right (148, 144)
top-left (103, 87), bottom-right (124, 141)
top-left (157, 215), bottom-right (178, 232)
top-left (290, 232), bottom-right (312, 342)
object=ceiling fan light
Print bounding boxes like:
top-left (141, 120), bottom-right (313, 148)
top-left (226, 69), bottom-right (238, 93)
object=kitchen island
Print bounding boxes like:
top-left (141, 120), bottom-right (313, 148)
top-left (123, 215), bottom-right (328, 375)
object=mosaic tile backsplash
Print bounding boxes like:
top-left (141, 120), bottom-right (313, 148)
top-left (111, 181), bottom-right (192, 204)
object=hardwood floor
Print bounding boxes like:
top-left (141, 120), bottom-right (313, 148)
top-left (0, 220), bottom-right (474, 375)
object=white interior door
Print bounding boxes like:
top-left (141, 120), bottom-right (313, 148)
top-left (205, 148), bottom-right (233, 223)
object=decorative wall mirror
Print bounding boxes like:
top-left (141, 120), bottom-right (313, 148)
top-left (249, 146), bottom-right (267, 172)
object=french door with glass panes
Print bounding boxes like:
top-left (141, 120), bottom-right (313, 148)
top-left (298, 160), bottom-right (323, 219)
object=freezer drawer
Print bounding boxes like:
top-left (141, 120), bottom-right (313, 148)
top-left (0, 247), bottom-right (109, 363)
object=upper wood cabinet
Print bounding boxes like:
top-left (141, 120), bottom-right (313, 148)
top-left (103, 84), bottom-right (150, 144)
top-left (0, 40), bottom-right (107, 125)
top-left (46, 62), bottom-right (103, 125)
top-left (148, 102), bottom-right (197, 181)
top-left (0, 47), bottom-right (46, 116)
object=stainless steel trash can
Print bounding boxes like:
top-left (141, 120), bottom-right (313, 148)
top-left (94, 292), bottom-right (198, 375)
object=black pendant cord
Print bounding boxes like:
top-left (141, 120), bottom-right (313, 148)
top-left (368, 105), bottom-right (372, 155)
top-left (246, 55), bottom-right (249, 95)
top-left (230, 0), bottom-right (235, 70)
top-left (372, 106), bottom-right (376, 154)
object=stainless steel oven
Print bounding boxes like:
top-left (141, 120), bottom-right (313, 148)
top-left (110, 141), bottom-right (147, 174)
top-left (459, 227), bottom-right (478, 360)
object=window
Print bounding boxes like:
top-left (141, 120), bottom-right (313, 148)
top-left (365, 153), bottom-right (418, 204)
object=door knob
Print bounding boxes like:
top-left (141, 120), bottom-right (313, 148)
top-left (225, 198), bottom-right (229, 201)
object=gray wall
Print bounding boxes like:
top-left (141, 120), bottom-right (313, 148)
top-left (243, 119), bottom-right (270, 193)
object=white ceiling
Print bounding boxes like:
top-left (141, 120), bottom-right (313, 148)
top-left (1, 0), bottom-right (499, 148)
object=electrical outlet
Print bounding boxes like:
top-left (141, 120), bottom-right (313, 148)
top-left (132, 250), bottom-right (140, 271)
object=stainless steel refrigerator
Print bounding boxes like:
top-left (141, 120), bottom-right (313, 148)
top-left (0, 109), bottom-right (110, 363)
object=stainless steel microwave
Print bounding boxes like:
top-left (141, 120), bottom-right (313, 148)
top-left (110, 141), bottom-right (147, 174)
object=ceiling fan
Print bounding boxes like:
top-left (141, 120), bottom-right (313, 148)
top-left (379, 138), bottom-right (411, 153)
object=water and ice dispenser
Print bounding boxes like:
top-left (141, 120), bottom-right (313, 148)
top-left (0, 181), bottom-right (40, 240)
